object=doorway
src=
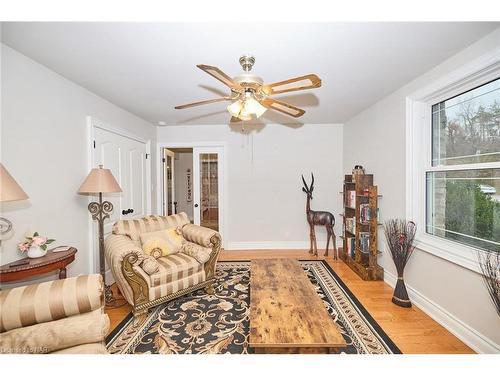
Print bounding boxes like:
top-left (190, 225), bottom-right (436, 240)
top-left (89, 116), bottom-right (151, 275)
top-left (160, 145), bottom-right (225, 239)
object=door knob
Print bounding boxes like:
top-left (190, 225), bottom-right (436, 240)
top-left (194, 203), bottom-right (199, 208)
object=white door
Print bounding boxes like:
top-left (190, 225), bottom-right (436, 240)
top-left (124, 136), bottom-right (148, 220)
top-left (193, 146), bottom-right (224, 239)
top-left (92, 125), bottom-right (149, 273)
top-left (162, 149), bottom-right (175, 216)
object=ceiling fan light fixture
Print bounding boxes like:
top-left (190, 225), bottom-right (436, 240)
top-left (244, 96), bottom-right (267, 118)
top-left (176, 55), bottom-right (320, 122)
top-left (227, 100), bottom-right (244, 118)
top-left (238, 113), bottom-right (252, 121)
top-left (227, 94), bottom-right (266, 121)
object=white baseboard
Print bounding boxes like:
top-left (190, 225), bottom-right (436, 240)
top-left (226, 240), bottom-right (343, 251)
top-left (384, 270), bottom-right (500, 353)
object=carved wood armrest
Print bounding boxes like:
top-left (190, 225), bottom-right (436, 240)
top-left (203, 234), bottom-right (221, 280)
top-left (121, 252), bottom-right (149, 307)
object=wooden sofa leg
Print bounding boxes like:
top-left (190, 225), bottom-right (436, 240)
top-left (205, 283), bottom-right (215, 295)
top-left (133, 307), bottom-right (148, 319)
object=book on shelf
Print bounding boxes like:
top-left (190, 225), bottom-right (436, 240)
top-left (360, 232), bottom-right (370, 253)
top-left (345, 217), bottom-right (356, 234)
top-left (346, 236), bottom-right (356, 258)
top-left (360, 203), bottom-right (371, 223)
top-left (345, 190), bottom-right (356, 209)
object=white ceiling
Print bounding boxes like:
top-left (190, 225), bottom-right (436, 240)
top-left (2, 22), bottom-right (499, 125)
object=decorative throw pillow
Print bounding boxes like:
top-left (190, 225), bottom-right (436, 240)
top-left (181, 242), bottom-right (211, 264)
top-left (140, 255), bottom-right (160, 275)
top-left (140, 227), bottom-right (186, 258)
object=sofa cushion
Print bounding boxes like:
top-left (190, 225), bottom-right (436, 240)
top-left (140, 227), bottom-right (185, 258)
top-left (149, 253), bottom-right (203, 287)
top-left (0, 309), bottom-right (109, 354)
top-left (181, 242), bottom-right (211, 264)
top-left (112, 213), bottom-right (190, 242)
top-left (148, 269), bottom-right (206, 301)
top-left (140, 255), bottom-right (161, 275)
top-left (0, 274), bottom-right (103, 333)
top-left (181, 223), bottom-right (220, 247)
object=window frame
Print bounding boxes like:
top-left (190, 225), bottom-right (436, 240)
top-left (406, 49), bottom-right (500, 273)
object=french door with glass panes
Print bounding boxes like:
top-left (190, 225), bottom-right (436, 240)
top-left (192, 146), bottom-right (224, 238)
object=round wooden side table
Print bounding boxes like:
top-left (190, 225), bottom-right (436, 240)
top-left (0, 247), bottom-right (77, 283)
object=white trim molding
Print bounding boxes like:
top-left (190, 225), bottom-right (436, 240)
top-left (406, 49), bottom-right (500, 273)
top-left (384, 270), bottom-right (500, 354)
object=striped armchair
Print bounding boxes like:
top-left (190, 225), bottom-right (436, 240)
top-left (0, 274), bottom-right (109, 354)
top-left (104, 213), bottom-right (221, 316)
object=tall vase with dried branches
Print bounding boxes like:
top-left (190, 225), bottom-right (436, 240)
top-left (477, 250), bottom-right (500, 317)
top-left (384, 219), bottom-right (416, 308)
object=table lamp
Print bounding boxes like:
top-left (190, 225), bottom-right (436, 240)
top-left (0, 163), bottom-right (29, 246)
top-left (78, 165), bottom-right (122, 305)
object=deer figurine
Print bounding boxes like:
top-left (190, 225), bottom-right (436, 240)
top-left (301, 173), bottom-right (337, 259)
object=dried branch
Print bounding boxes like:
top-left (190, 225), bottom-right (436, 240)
top-left (477, 250), bottom-right (500, 317)
top-left (383, 219), bottom-right (416, 275)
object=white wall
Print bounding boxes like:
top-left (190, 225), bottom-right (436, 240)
top-left (0, 44), bottom-right (156, 285)
top-left (158, 123), bottom-right (344, 250)
top-left (343, 28), bottom-right (500, 352)
top-left (174, 152), bottom-right (194, 220)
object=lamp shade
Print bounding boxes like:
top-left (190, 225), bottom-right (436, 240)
top-left (0, 163), bottom-right (29, 202)
top-left (244, 96), bottom-right (267, 118)
top-left (77, 165), bottom-right (122, 194)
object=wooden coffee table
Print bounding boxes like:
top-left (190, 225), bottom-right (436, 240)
top-left (249, 258), bottom-right (346, 354)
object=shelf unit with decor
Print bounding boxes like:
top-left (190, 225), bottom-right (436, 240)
top-left (339, 174), bottom-right (383, 280)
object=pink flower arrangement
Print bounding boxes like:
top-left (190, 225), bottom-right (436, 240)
top-left (17, 232), bottom-right (55, 253)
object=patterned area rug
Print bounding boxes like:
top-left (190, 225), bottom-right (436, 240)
top-left (106, 260), bottom-right (401, 354)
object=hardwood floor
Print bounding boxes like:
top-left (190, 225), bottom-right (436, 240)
top-left (105, 249), bottom-right (474, 354)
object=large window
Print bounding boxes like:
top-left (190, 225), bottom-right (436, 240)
top-left (426, 78), bottom-right (500, 252)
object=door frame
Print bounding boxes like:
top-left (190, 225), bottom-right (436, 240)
top-left (87, 116), bottom-right (152, 274)
top-left (156, 141), bottom-right (227, 249)
top-left (162, 148), bottom-right (176, 216)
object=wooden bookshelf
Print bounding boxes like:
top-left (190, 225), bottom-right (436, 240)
top-left (339, 174), bottom-right (383, 281)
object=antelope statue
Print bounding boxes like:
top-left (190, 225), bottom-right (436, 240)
top-left (301, 173), bottom-right (337, 259)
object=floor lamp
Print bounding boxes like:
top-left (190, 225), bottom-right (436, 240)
top-left (78, 165), bottom-right (122, 305)
top-left (0, 163), bottom-right (29, 247)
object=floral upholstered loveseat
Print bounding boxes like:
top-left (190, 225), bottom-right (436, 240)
top-left (104, 212), bottom-right (221, 316)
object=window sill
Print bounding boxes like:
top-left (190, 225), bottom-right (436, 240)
top-left (414, 233), bottom-right (486, 274)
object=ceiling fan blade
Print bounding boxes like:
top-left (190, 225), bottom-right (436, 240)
top-left (261, 98), bottom-right (305, 118)
top-left (263, 74), bottom-right (321, 95)
top-left (197, 64), bottom-right (242, 90)
top-left (175, 97), bottom-right (232, 110)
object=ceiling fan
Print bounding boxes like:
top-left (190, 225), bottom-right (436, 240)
top-left (175, 55), bottom-right (322, 121)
